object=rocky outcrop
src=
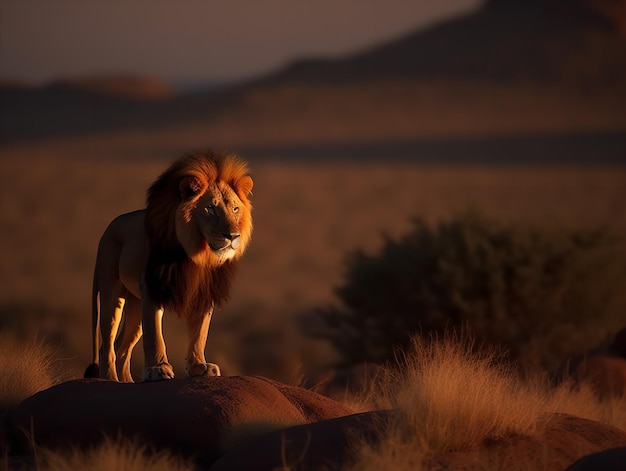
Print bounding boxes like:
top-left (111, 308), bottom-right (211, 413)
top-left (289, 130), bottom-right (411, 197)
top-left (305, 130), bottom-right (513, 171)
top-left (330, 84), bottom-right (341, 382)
top-left (4, 375), bottom-right (353, 468)
top-left (210, 409), bottom-right (393, 471)
top-left (211, 412), bottom-right (626, 471)
top-left (5, 376), bottom-right (626, 470)
top-left (566, 446), bottom-right (626, 471)
top-left (458, 414), bottom-right (626, 470)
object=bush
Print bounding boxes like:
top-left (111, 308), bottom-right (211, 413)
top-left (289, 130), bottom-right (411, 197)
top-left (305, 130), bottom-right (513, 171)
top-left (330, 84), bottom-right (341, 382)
top-left (316, 212), bottom-right (626, 371)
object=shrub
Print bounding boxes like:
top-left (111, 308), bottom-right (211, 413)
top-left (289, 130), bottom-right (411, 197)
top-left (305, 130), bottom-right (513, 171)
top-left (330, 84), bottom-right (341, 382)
top-left (316, 212), bottom-right (626, 371)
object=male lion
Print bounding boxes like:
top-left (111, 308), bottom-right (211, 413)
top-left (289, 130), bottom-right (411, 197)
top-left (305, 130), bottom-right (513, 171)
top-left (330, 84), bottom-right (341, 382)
top-left (84, 151), bottom-right (253, 382)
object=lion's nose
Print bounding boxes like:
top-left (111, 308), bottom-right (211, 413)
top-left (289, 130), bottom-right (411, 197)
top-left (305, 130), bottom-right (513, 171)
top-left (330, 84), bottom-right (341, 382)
top-left (223, 232), bottom-right (240, 241)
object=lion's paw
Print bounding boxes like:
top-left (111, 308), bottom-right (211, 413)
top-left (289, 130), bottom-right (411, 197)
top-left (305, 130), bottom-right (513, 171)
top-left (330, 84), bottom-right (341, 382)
top-left (187, 362), bottom-right (221, 377)
top-left (141, 363), bottom-right (175, 382)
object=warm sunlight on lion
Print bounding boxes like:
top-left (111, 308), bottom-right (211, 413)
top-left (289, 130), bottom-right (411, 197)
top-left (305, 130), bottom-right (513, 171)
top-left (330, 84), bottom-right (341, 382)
top-left (84, 151), bottom-right (253, 382)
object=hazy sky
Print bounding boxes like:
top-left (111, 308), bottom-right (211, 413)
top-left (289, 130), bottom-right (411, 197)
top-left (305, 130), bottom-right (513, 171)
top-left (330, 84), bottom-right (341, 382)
top-left (0, 0), bottom-right (481, 86)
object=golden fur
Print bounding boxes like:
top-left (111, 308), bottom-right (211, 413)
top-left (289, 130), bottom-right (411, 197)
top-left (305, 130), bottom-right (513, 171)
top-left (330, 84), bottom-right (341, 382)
top-left (84, 151), bottom-right (253, 382)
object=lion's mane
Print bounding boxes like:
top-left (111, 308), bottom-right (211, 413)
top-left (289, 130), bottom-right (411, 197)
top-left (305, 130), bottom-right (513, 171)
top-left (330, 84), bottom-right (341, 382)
top-left (144, 151), bottom-right (253, 318)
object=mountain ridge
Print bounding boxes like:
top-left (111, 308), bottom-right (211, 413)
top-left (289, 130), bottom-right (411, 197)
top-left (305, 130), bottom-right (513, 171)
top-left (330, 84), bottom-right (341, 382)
top-left (264, 0), bottom-right (626, 85)
top-left (1, 0), bottom-right (625, 146)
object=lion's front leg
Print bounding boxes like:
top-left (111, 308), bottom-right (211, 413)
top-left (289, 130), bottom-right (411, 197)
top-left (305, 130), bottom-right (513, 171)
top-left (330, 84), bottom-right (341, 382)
top-left (186, 304), bottom-right (221, 377)
top-left (140, 277), bottom-right (174, 382)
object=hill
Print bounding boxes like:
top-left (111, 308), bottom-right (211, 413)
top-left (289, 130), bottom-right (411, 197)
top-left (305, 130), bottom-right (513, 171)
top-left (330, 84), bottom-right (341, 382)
top-left (268, 0), bottom-right (626, 84)
top-left (1, 0), bottom-right (625, 156)
top-left (0, 77), bottom-right (175, 141)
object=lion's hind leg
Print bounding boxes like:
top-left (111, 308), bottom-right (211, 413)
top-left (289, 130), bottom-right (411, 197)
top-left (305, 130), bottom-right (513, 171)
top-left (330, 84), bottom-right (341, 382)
top-left (91, 229), bottom-right (126, 382)
top-left (115, 295), bottom-right (142, 383)
top-left (99, 290), bottom-right (125, 382)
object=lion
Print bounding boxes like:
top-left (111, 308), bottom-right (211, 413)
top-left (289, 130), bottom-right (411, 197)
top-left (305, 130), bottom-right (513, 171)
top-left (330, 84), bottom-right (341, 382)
top-left (84, 151), bottom-right (253, 382)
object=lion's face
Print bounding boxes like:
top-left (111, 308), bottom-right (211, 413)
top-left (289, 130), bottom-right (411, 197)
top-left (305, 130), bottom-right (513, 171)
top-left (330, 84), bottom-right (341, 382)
top-left (192, 182), bottom-right (247, 261)
top-left (176, 173), bottom-right (253, 266)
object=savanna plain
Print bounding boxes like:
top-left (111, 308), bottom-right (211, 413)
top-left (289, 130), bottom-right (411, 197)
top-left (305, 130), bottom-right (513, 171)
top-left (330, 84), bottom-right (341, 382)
top-left (1, 137), bottom-right (626, 470)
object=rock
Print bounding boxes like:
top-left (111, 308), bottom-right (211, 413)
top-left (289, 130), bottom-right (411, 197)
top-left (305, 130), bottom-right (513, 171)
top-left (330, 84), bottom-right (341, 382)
top-left (6, 376), bottom-right (626, 470)
top-left (535, 414), bottom-right (626, 468)
top-left (440, 414), bottom-right (626, 470)
top-left (566, 446), bottom-right (626, 471)
top-left (210, 409), bottom-right (394, 471)
top-left (211, 412), bottom-right (626, 471)
top-left (5, 375), bottom-right (353, 468)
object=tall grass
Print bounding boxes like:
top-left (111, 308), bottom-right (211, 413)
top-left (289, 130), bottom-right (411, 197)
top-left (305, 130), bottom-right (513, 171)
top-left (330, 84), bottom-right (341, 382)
top-left (346, 335), bottom-right (626, 471)
top-left (0, 335), bottom-right (68, 416)
top-left (38, 438), bottom-right (194, 471)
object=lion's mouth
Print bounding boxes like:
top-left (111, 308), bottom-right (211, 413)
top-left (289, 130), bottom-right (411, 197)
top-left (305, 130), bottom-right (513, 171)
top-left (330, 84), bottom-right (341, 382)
top-left (208, 234), bottom-right (241, 252)
top-left (209, 241), bottom-right (233, 252)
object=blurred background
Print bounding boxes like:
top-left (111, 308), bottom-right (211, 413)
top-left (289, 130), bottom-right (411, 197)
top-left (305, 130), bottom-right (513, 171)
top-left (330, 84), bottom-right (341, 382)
top-left (1, 0), bottom-right (625, 384)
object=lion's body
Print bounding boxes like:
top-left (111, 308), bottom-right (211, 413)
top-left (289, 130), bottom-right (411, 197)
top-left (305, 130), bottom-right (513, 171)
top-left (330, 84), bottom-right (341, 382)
top-left (85, 152), bottom-right (253, 382)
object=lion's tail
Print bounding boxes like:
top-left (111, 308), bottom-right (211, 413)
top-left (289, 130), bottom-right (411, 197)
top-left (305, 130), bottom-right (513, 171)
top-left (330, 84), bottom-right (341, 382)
top-left (84, 266), bottom-right (101, 378)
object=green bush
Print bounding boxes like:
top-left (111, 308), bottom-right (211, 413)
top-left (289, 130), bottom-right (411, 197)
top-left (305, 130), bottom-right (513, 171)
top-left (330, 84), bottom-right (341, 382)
top-left (316, 212), bottom-right (626, 371)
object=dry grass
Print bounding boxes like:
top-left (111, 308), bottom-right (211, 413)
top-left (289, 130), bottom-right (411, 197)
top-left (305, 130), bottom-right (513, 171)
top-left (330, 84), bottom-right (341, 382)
top-left (1, 139), bottom-right (626, 380)
top-left (0, 335), bottom-right (67, 416)
top-left (345, 336), bottom-right (626, 471)
top-left (396, 338), bottom-right (544, 452)
top-left (37, 438), bottom-right (194, 471)
top-left (2, 156), bottom-right (624, 316)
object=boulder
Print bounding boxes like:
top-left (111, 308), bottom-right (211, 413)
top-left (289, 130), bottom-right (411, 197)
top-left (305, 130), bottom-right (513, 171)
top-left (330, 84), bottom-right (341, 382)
top-left (566, 446), bottom-right (626, 471)
top-left (440, 414), bottom-right (626, 470)
top-left (5, 375), bottom-right (352, 468)
top-left (6, 375), bottom-right (626, 470)
top-left (210, 409), bottom-right (394, 471)
top-left (211, 412), bottom-right (626, 471)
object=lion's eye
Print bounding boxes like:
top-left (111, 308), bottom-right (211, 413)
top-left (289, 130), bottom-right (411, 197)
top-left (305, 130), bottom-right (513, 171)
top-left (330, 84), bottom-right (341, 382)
top-left (233, 206), bottom-right (239, 213)
top-left (205, 205), bottom-right (216, 216)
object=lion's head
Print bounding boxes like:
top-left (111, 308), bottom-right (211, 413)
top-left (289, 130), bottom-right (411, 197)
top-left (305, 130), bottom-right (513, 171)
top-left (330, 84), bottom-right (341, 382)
top-left (145, 151), bottom-right (253, 267)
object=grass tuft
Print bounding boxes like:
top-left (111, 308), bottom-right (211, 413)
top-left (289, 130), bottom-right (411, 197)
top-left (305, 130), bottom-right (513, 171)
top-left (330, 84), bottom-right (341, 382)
top-left (393, 336), bottom-right (544, 454)
top-left (346, 335), bottom-right (626, 470)
top-left (38, 438), bottom-right (194, 471)
top-left (0, 335), bottom-right (68, 416)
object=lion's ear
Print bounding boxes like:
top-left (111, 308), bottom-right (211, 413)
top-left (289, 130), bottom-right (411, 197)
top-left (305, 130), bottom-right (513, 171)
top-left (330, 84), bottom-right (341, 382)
top-left (236, 175), bottom-right (254, 199)
top-left (179, 177), bottom-right (206, 199)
